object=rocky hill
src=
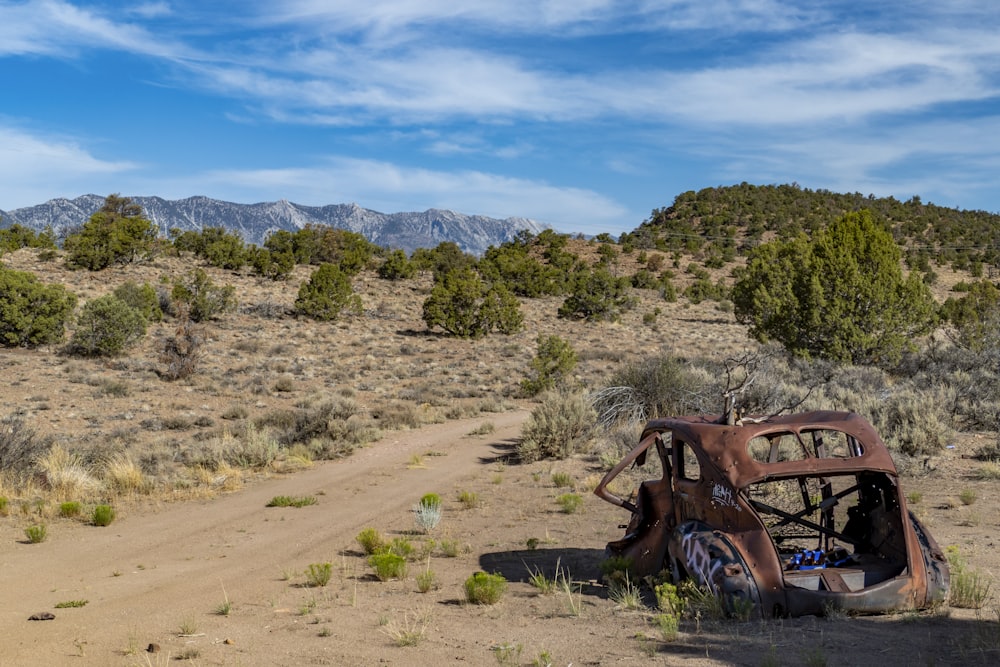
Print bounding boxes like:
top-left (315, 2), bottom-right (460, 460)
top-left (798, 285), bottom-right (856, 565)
top-left (0, 195), bottom-right (547, 255)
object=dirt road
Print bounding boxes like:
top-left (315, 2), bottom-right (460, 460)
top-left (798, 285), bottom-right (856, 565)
top-left (1, 411), bottom-right (549, 665)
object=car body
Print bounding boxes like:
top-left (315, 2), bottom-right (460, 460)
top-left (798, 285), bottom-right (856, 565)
top-left (594, 410), bottom-right (949, 617)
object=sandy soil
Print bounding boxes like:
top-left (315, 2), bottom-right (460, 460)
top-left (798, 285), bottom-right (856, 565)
top-left (2, 410), bottom-right (999, 667)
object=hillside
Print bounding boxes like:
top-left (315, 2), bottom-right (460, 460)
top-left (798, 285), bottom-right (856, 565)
top-left (623, 183), bottom-right (1000, 277)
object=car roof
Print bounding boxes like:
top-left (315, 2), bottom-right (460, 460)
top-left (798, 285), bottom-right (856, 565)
top-left (640, 410), bottom-right (899, 488)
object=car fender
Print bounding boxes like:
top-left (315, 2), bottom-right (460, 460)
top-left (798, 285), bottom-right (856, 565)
top-left (668, 520), bottom-right (762, 617)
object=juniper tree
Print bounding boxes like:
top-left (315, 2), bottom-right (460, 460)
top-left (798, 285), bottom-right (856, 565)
top-left (732, 210), bottom-right (937, 365)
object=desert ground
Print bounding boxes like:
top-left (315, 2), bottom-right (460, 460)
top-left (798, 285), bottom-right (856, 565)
top-left (0, 246), bottom-right (998, 666)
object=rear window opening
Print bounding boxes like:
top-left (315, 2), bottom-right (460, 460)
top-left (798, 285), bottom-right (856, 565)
top-left (747, 429), bottom-right (864, 463)
top-left (746, 471), bottom-right (906, 592)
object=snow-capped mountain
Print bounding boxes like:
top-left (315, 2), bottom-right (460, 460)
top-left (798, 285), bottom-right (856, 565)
top-left (0, 195), bottom-right (547, 255)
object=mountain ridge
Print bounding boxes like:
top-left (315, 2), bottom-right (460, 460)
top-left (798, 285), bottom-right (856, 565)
top-left (0, 195), bottom-right (547, 255)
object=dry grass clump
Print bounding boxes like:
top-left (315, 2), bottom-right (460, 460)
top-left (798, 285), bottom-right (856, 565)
top-left (591, 354), bottom-right (710, 428)
top-left (0, 414), bottom-right (52, 482)
top-left (174, 425), bottom-right (278, 471)
top-left (516, 391), bottom-right (596, 463)
top-left (158, 317), bottom-right (204, 381)
top-left (177, 462), bottom-right (246, 496)
top-left (37, 445), bottom-right (100, 501)
top-left (260, 396), bottom-right (380, 453)
top-left (373, 402), bottom-right (434, 430)
top-left (226, 423), bottom-right (280, 468)
top-left (973, 461), bottom-right (1000, 480)
top-left (102, 453), bottom-right (152, 495)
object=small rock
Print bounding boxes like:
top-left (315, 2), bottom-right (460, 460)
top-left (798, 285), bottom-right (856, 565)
top-left (28, 612), bottom-right (55, 621)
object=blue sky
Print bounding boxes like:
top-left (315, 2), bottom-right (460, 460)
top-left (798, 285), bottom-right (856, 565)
top-left (1, 1), bottom-right (999, 236)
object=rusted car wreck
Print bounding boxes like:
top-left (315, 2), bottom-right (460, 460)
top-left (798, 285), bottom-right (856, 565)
top-left (595, 411), bottom-right (949, 617)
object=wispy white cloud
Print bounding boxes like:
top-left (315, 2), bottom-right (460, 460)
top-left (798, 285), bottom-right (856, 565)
top-left (0, 0), bottom-right (189, 58)
top-left (174, 18), bottom-right (1000, 131)
top-left (0, 124), bottom-right (136, 209)
top-left (4, 1), bottom-right (996, 130)
top-left (702, 114), bottom-right (1000, 211)
top-left (182, 157), bottom-right (631, 233)
top-left (127, 2), bottom-right (172, 19)
top-left (262, 0), bottom-right (813, 37)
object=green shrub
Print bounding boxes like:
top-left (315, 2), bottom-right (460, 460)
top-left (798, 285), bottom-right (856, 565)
top-left (175, 227), bottom-right (247, 270)
top-left (947, 547), bottom-right (992, 609)
top-left (171, 269), bottom-right (237, 322)
top-left (54, 599), bottom-right (88, 608)
top-left (0, 267), bottom-right (77, 347)
top-left (438, 539), bottom-right (461, 558)
top-left (457, 490), bottom-right (479, 509)
top-left (521, 335), bottom-right (577, 396)
top-left (64, 195), bottom-right (157, 270)
top-left (92, 504), bottom-right (116, 527)
top-left (464, 571), bottom-right (507, 605)
top-left (655, 612), bottom-right (679, 642)
top-left (69, 295), bottom-right (147, 357)
top-left (421, 268), bottom-right (522, 338)
top-left (356, 527), bottom-right (386, 555)
top-left (558, 267), bottom-right (635, 322)
top-left (59, 501), bottom-right (82, 518)
top-left (516, 391), bottom-right (595, 463)
top-left (378, 249), bottom-right (416, 280)
top-left (294, 263), bottom-right (362, 321)
top-left (732, 210), bottom-right (937, 366)
top-left (389, 537), bottom-right (415, 560)
top-left (416, 565), bottom-right (438, 593)
top-left (25, 524), bottom-right (47, 543)
top-left (959, 489), bottom-right (977, 506)
top-left (412, 241), bottom-right (477, 277)
top-left (368, 552), bottom-right (407, 581)
top-left (302, 227), bottom-right (375, 274)
top-left (600, 556), bottom-right (633, 583)
top-left (479, 238), bottom-right (565, 297)
top-left (653, 581), bottom-right (687, 616)
top-left (683, 276), bottom-right (729, 304)
top-left (266, 495), bottom-right (317, 508)
top-left (112, 281), bottom-right (163, 322)
top-left (555, 493), bottom-right (583, 514)
top-left (551, 472), bottom-right (574, 488)
top-left (248, 246), bottom-right (295, 280)
top-left (940, 280), bottom-right (1000, 352)
top-left (264, 228), bottom-right (313, 265)
top-left (0, 223), bottom-right (55, 253)
top-left (306, 562), bottom-right (333, 587)
top-left (419, 493), bottom-right (442, 509)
